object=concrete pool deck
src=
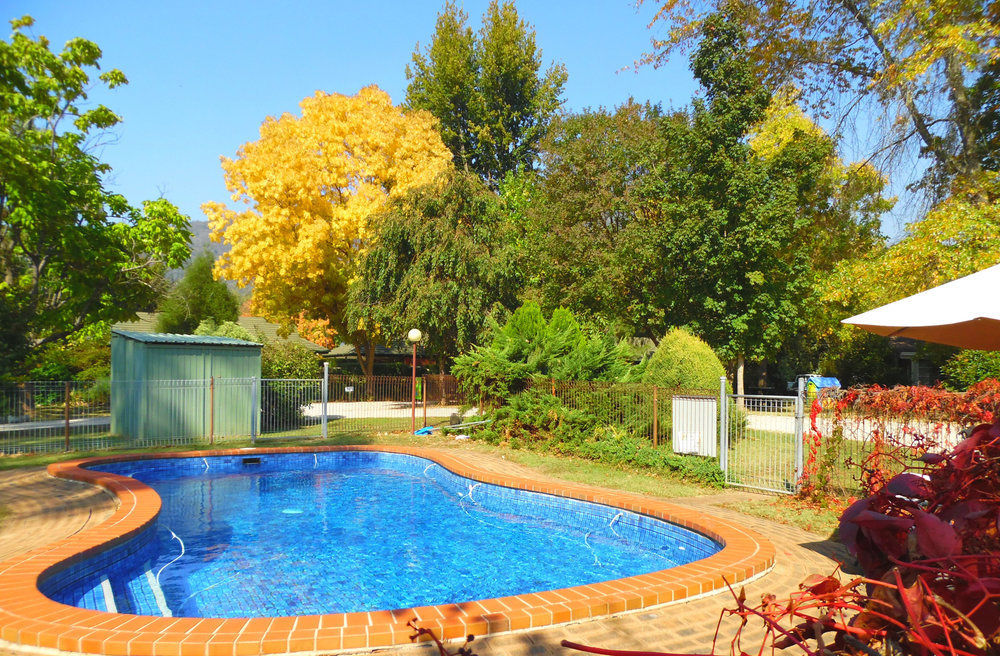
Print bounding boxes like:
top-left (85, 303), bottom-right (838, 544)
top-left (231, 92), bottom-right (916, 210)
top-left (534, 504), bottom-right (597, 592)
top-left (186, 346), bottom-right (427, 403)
top-left (0, 450), bottom-right (846, 656)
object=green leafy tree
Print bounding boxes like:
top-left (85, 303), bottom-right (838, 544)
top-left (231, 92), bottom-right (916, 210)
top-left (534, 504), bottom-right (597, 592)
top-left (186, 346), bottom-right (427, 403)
top-left (531, 101), bottom-right (670, 331)
top-left (640, 0), bottom-right (999, 196)
top-left (0, 17), bottom-right (191, 375)
top-left (620, 13), bottom-right (887, 394)
top-left (974, 61), bottom-right (1000, 173)
top-left (348, 171), bottom-right (523, 370)
top-left (406, 0), bottom-right (567, 186)
top-left (156, 252), bottom-right (238, 334)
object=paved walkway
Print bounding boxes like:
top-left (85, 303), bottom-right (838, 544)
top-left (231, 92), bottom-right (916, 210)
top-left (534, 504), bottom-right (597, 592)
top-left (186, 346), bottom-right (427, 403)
top-left (0, 452), bottom-right (848, 656)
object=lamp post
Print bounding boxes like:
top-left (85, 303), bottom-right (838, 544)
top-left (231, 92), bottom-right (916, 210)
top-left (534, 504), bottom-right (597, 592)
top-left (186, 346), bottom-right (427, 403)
top-left (407, 328), bottom-right (422, 434)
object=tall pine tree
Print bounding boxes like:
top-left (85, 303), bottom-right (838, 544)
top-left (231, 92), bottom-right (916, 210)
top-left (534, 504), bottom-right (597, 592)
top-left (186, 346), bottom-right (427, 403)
top-left (406, 1), bottom-right (567, 187)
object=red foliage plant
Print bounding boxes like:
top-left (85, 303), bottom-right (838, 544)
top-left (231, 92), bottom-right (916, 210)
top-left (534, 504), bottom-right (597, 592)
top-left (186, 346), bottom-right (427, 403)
top-left (799, 380), bottom-right (1000, 500)
top-left (563, 418), bottom-right (1000, 656)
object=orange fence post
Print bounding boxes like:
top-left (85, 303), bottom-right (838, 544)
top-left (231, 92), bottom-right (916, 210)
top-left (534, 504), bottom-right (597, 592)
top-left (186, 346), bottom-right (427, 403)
top-left (64, 381), bottom-right (71, 451)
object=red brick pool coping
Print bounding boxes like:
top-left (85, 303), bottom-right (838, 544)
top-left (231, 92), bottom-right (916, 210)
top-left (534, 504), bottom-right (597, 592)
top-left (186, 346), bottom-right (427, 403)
top-left (0, 446), bottom-right (775, 655)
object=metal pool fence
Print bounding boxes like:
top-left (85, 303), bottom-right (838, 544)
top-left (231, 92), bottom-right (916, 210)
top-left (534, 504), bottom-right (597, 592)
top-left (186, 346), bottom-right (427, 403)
top-left (533, 378), bottom-right (718, 449)
top-left (0, 380), bottom-right (113, 453)
top-left (6, 372), bottom-right (966, 500)
top-left (0, 373), bottom-right (469, 455)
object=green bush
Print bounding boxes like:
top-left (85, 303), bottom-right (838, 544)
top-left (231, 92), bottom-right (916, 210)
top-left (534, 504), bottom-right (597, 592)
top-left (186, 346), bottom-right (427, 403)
top-left (453, 302), bottom-right (633, 407)
top-left (571, 429), bottom-right (724, 486)
top-left (23, 326), bottom-right (111, 381)
top-left (941, 349), bottom-right (1000, 390)
top-left (641, 328), bottom-right (726, 391)
top-left (194, 319), bottom-right (254, 341)
top-left (637, 328), bottom-right (743, 443)
top-left (261, 341), bottom-right (322, 379)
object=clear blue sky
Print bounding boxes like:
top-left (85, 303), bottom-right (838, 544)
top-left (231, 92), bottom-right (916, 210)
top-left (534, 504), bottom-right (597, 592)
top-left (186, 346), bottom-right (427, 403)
top-left (7, 0), bottom-right (700, 224)
top-left (7, 1), bottom-right (915, 235)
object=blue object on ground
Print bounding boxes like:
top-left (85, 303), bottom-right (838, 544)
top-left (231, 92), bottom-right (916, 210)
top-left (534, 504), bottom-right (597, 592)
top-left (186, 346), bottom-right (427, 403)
top-left (414, 426), bottom-right (435, 435)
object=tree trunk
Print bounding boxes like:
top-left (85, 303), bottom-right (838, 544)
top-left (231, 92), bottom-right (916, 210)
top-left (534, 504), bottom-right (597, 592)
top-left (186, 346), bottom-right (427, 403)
top-left (353, 340), bottom-right (376, 379)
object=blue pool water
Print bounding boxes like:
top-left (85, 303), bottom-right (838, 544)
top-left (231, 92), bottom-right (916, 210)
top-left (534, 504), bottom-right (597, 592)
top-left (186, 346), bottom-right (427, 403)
top-left (42, 452), bottom-right (721, 617)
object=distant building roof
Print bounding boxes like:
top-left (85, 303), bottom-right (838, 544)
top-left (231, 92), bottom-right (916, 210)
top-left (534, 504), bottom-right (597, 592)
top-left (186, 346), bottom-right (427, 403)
top-left (112, 313), bottom-right (328, 353)
top-left (326, 341), bottom-right (432, 359)
top-left (111, 329), bottom-right (261, 347)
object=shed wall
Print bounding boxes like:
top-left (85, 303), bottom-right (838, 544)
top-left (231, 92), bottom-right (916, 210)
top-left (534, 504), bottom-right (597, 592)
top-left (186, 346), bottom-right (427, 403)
top-left (111, 335), bottom-right (261, 441)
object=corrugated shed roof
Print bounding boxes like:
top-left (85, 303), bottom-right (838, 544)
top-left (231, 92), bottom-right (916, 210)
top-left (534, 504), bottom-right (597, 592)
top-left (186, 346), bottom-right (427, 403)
top-left (111, 329), bottom-right (262, 347)
top-left (112, 312), bottom-right (328, 353)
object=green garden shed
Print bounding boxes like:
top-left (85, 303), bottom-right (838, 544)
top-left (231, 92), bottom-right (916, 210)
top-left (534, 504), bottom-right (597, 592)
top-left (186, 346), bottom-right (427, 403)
top-left (111, 330), bottom-right (262, 441)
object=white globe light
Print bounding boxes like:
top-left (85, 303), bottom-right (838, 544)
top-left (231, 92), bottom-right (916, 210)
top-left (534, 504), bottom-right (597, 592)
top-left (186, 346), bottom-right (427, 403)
top-left (407, 328), bottom-right (423, 343)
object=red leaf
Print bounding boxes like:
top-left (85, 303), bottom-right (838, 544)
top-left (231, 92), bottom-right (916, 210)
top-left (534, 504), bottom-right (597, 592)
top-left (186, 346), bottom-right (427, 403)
top-left (886, 473), bottom-right (930, 499)
top-left (911, 509), bottom-right (961, 559)
top-left (800, 574), bottom-right (840, 596)
top-left (850, 510), bottom-right (915, 531)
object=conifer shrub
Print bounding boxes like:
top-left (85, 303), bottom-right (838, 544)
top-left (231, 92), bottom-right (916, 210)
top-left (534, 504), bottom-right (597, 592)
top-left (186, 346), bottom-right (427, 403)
top-left (638, 328), bottom-right (744, 443)
top-left (641, 328), bottom-right (726, 391)
top-left (452, 302), bottom-right (632, 408)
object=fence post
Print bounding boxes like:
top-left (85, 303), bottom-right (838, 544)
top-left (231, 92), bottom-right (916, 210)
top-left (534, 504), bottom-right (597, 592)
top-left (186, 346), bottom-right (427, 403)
top-left (250, 376), bottom-right (258, 445)
top-left (64, 381), bottom-right (71, 451)
top-left (652, 385), bottom-right (659, 447)
top-left (794, 376), bottom-right (805, 490)
top-left (719, 376), bottom-right (728, 478)
top-left (551, 378), bottom-right (555, 396)
top-left (422, 376), bottom-right (427, 428)
top-left (209, 376), bottom-right (215, 445)
top-left (321, 362), bottom-right (329, 439)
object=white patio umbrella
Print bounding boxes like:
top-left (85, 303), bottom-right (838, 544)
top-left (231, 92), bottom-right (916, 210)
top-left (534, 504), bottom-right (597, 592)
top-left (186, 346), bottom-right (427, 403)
top-left (841, 263), bottom-right (1000, 350)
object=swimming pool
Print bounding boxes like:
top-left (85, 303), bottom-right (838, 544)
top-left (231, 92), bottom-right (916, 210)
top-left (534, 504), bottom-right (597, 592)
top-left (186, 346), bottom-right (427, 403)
top-left (42, 452), bottom-right (720, 617)
top-left (0, 446), bottom-right (775, 654)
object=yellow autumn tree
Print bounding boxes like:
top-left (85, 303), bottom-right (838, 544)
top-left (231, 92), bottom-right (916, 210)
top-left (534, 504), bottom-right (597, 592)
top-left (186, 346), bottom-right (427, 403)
top-left (202, 85), bottom-right (453, 374)
top-left (825, 172), bottom-right (1000, 314)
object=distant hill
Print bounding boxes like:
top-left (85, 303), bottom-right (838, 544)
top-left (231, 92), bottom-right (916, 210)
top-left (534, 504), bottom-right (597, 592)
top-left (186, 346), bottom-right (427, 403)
top-left (187, 221), bottom-right (227, 260)
top-left (168, 221), bottom-right (245, 294)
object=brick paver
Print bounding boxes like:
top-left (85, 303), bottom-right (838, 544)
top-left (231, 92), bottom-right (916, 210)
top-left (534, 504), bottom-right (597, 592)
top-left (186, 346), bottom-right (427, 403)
top-left (0, 467), bottom-right (115, 562)
top-left (0, 451), bottom-right (847, 656)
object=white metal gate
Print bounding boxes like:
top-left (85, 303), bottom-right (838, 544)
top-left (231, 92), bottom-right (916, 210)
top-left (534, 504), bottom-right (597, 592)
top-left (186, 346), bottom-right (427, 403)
top-left (719, 379), bottom-right (805, 494)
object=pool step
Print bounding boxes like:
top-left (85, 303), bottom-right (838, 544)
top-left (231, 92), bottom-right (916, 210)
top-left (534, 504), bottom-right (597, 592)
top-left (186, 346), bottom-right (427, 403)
top-left (99, 576), bottom-right (117, 613)
top-left (97, 566), bottom-right (173, 616)
top-left (144, 562), bottom-right (173, 617)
